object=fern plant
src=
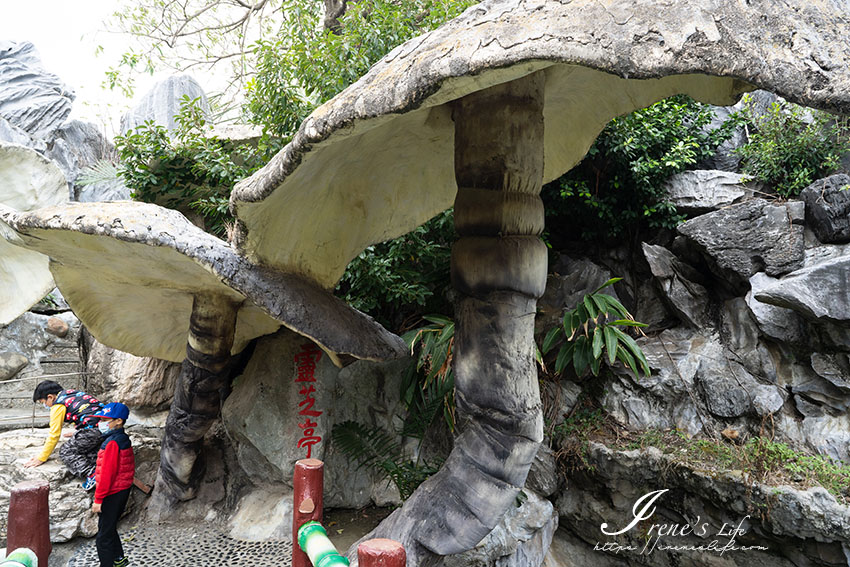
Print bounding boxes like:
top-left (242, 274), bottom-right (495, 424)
top-left (331, 314), bottom-right (456, 500)
top-left (541, 278), bottom-right (650, 378)
top-left (331, 420), bottom-right (441, 500)
top-left (77, 159), bottom-right (120, 186)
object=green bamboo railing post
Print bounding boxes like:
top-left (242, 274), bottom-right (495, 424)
top-left (1, 548), bottom-right (38, 567)
top-left (297, 522), bottom-right (349, 567)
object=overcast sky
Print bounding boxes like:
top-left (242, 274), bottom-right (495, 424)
top-left (0, 0), bottom-right (197, 136)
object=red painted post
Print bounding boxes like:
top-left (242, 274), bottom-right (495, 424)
top-left (358, 538), bottom-right (406, 567)
top-left (7, 480), bottom-right (51, 565)
top-left (293, 458), bottom-right (324, 567)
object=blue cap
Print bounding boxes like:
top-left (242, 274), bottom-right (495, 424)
top-left (93, 402), bottom-right (130, 421)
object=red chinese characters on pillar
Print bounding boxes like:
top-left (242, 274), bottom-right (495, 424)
top-left (294, 343), bottom-right (323, 458)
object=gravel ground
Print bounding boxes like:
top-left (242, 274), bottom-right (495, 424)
top-left (64, 523), bottom-right (292, 567)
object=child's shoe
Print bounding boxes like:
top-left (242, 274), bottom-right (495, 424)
top-left (113, 557), bottom-right (129, 567)
top-left (81, 474), bottom-right (96, 491)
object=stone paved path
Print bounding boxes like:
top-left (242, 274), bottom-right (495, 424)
top-left (67, 525), bottom-right (292, 566)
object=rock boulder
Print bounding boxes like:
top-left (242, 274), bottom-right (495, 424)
top-left (663, 170), bottom-right (748, 213)
top-left (677, 199), bottom-right (805, 291)
top-left (799, 174), bottom-right (850, 244)
top-left (0, 42), bottom-right (74, 139)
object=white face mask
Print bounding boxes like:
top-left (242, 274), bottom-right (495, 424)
top-left (97, 422), bottom-right (111, 435)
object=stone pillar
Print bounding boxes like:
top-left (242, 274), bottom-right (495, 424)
top-left (150, 293), bottom-right (239, 515)
top-left (356, 73), bottom-right (547, 565)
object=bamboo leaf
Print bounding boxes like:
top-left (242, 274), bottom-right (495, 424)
top-left (604, 326), bottom-right (618, 365)
top-left (423, 314), bottom-right (452, 326)
top-left (591, 294), bottom-right (608, 315)
top-left (592, 277), bottom-right (622, 294)
top-left (584, 296), bottom-right (598, 319)
top-left (590, 356), bottom-right (602, 376)
top-left (609, 319), bottom-right (649, 327)
top-left (573, 336), bottom-right (589, 376)
top-left (555, 342), bottom-right (574, 374)
top-left (616, 344), bottom-right (638, 376)
top-left (542, 326), bottom-right (562, 355)
top-left (592, 326), bottom-right (604, 359)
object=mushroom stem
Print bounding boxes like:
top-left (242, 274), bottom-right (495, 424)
top-left (148, 293), bottom-right (239, 516)
top-left (354, 73), bottom-right (546, 565)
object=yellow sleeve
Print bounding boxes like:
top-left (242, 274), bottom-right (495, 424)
top-left (36, 404), bottom-right (66, 462)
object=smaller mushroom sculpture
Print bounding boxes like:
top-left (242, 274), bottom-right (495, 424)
top-left (0, 143), bottom-right (68, 323)
top-left (0, 200), bottom-right (406, 512)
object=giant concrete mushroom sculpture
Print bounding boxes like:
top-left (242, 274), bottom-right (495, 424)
top-left (230, 0), bottom-right (850, 564)
top-left (0, 201), bottom-right (406, 513)
top-left (0, 143), bottom-right (67, 323)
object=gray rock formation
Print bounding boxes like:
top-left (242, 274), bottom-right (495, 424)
top-left (45, 120), bottom-right (130, 202)
top-left (222, 330), bottom-right (340, 486)
top-left (664, 170), bottom-right (748, 213)
top-left (0, 116), bottom-right (39, 148)
top-left (746, 273), bottom-right (808, 345)
top-left (0, 351), bottom-right (27, 381)
top-left (440, 490), bottom-right (557, 567)
top-left (121, 75), bottom-right (210, 135)
top-left (81, 331), bottom-right (180, 412)
top-left (642, 243), bottom-right (710, 328)
top-left (799, 174), bottom-right (850, 244)
top-left (754, 255), bottom-right (850, 323)
top-left (0, 42), bottom-right (74, 139)
top-left (556, 442), bottom-right (850, 567)
top-left (0, 312), bottom-right (82, 408)
top-left (222, 328), bottom-right (414, 508)
top-left (678, 199), bottom-right (805, 290)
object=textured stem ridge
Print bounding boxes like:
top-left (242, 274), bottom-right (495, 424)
top-left (352, 73), bottom-right (546, 565)
top-left (149, 294), bottom-right (239, 515)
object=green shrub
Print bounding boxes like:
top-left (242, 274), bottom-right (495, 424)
top-left (542, 95), bottom-right (736, 243)
top-left (246, 0), bottom-right (475, 139)
top-left (735, 96), bottom-right (850, 197)
top-left (540, 278), bottom-right (650, 379)
top-left (335, 210), bottom-right (454, 330)
top-left (115, 96), bottom-right (268, 237)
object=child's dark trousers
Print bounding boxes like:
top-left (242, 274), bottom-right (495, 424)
top-left (96, 487), bottom-right (131, 567)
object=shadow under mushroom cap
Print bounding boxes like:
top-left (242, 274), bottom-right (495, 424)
top-left (0, 201), bottom-right (406, 364)
top-left (230, 0), bottom-right (850, 289)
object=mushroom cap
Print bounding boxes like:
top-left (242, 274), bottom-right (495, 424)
top-left (0, 201), bottom-right (406, 363)
top-left (0, 143), bottom-right (68, 324)
top-left (231, 0), bottom-right (850, 288)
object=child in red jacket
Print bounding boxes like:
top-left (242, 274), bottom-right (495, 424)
top-left (91, 402), bottom-right (135, 567)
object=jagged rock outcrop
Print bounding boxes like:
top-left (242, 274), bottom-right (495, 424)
top-left (642, 243), bottom-right (711, 328)
top-left (121, 74), bottom-right (209, 135)
top-left (754, 255), bottom-right (850, 323)
top-left (664, 170), bottom-right (749, 213)
top-left (677, 199), bottom-right (806, 291)
top-left (0, 42), bottom-right (74, 139)
top-left (45, 120), bottom-right (130, 202)
top-left (799, 174), bottom-right (850, 244)
top-left (555, 442), bottom-right (850, 567)
top-left (81, 330), bottom-right (181, 412)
